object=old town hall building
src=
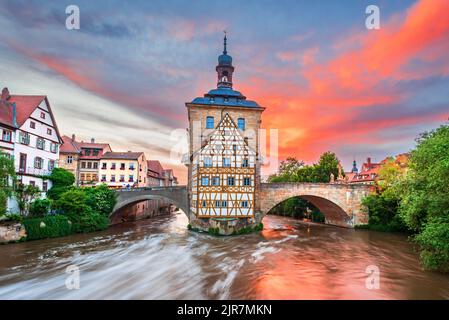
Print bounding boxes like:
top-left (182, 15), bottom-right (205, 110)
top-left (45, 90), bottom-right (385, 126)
top-left (185, 36), bottom-right (265, 233)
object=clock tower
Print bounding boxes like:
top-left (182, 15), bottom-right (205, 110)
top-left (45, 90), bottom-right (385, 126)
top-left (185, 35), bottom-right (265, 235)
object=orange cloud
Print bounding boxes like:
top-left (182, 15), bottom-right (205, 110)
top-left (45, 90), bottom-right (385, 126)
top-left (239, 0), bottom-right (449, 165)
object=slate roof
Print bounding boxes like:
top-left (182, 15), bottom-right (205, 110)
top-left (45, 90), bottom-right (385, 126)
top-left (102, 151), bottom-right (143, 160)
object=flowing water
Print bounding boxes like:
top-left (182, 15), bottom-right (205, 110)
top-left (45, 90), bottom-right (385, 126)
top-left (1, 212), bottom-right (448, 299)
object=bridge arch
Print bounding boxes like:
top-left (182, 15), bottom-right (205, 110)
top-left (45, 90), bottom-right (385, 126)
top-left (263, 194), bottom-right (351, 227)
top-left (112, 187), bottom-right (190, 220)
top-left (258, 183), bottom-right (375, 228)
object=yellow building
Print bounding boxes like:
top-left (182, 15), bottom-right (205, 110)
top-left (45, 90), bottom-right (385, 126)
top-left (99, 152), bottom-right (147, 188)
top-left (59, 135), bottom-right (81, 185)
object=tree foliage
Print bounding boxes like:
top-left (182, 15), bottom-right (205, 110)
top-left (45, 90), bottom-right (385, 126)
top-left (29, 198), bottom-right (52, 217)
top-left (268, 152), bottom-right (341, 183)
top-left (46, 168), bottom-right (76, 200)
top-left (399, 125), bottom-right (449, 233)
top-left (55, 188), bottom-right (110, 233)
top-left (397, 125), bottom-right (449, 271)
top-left (14, 183), bottom-right (41, 216)
top-left (0, 151), bottom-right (16, 215)
top-left (84, 184), bottom-right (117, 217)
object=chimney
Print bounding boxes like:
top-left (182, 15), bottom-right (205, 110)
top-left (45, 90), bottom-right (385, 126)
top-left (71, 134), bottom-right (76, 142)
top-left (1, 87), bottom-right (10, 101)
top-left (367, 157), bottom-right (371, 165)
top-left (91, 138), bottom-right (95, 143)
top-left (11, 102), bottom-right (18, 127)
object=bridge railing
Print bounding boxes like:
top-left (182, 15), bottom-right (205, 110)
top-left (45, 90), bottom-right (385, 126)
top-left (114, 186), bottom-right (187, 192)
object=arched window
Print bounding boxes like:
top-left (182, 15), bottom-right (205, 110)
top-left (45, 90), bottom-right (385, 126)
top-left (206, 116), bottom-right (214, 129)
top-left (237, 118), bottom-right (245, 131)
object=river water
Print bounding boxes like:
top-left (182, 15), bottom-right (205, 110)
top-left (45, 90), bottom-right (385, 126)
top-left (0, 212), bottom-right (448, 299)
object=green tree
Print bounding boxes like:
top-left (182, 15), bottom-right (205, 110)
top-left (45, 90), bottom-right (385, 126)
top-left (47, 168), bottom-right (75, 200)
top-left (84, 184), bottom-right (117, 217)
top-left (0, 151), bottom-right (16, 215)
top-left (279, 157), bottom-right (304, 177)
top-left (398, 125), bottom-right (449, 271)
top-left (296, 165), bottom-right (318, 182)
top-left (314, 152), bottom-right (340, 183)
top-left (15, 183), bottom-right (41, 216)
top-left (399, 125), bottom-right (449, 232)
top-left (415, 217), bottom-right (449, 272)
top-left (55, 188), bottom-right (109, 233)
top-left (268, 157), bottom-right (304, 182)
top-left (29, 198), bottom-right (52, 217)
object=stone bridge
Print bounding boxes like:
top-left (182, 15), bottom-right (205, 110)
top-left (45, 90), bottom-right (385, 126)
top-left (112, 186), bottom-right (189, 218)
top-left (112, 183), bottom-right (375, 228)
top-left (258, 183), bottom-right (375, 228)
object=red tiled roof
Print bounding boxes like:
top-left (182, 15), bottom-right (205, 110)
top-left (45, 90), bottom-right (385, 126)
top-left (60, 135), bottom-right (81, 154)
top-left (147, 160), bottom-right (164, 174)
top-left (0, 94), bottom-right (45, 128)
top-left (1, 88), bottom-right (62, 142)
top-left (8, 95), bottom-right (46, 127)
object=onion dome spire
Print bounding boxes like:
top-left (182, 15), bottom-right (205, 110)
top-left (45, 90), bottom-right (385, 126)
top-left (216, 32), bottom-right (234, 88)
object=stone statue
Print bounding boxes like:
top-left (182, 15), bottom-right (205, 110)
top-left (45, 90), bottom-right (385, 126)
top-left (330, 173), bottom-right (335, 183)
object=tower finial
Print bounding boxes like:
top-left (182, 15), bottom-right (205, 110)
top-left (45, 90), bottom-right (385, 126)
top-left (223, 30), bottom-right (227, 55)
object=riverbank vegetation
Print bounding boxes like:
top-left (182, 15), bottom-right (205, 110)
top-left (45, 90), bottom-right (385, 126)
top-left (0, 158), bottom-right (116, 241)
top-left (360, 125), bottom-right (449, 272)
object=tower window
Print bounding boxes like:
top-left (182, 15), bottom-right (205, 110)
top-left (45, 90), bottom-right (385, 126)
top-left (238, 118), bottom-right (245, 131)
top-left (212, 176), bottom-right (220, 186)
top-left (204, 157), bottom-right (212, 167)
top-left (201, 177), bottom-right (209, 186)
top-left (206, 116), bottom-right (214, 129)
top-left (223, 158), bottom-right (231, 167)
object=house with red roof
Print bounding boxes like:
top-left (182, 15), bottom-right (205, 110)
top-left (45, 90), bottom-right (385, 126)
top-left (147, 160), bottom-right (178, 187)
top-left (0, 87), bottom-right (62, 212)
top-left (59, 134), bottom-right (82, 186)
top-left (59, 134), bottom-right (112, 186)
top-left (346, 154), bottom-right (409, 185)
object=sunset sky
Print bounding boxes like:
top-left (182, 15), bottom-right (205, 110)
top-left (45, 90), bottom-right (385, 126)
top-left (1, 0), bottom-right (448, 183)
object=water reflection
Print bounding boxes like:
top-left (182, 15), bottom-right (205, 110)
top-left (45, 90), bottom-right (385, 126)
top-left (0, 213), bottom-right (448, 299)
